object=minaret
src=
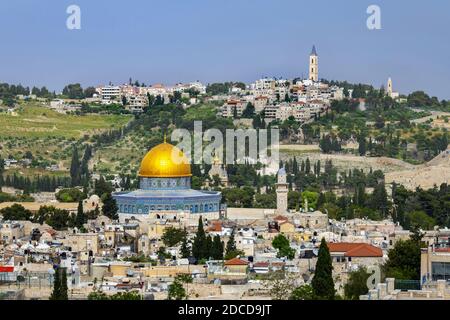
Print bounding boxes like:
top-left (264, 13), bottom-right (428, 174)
top-left (309, 45), bottom-right (319, 82)
top-left (276, 167), bottom-right (288, 214)
top-left (387, 78), bottom-right (393, 97)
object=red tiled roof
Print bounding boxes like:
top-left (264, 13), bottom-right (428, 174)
top-left (208, 221), bottom-right (222, 232)
top-left (253, 262), bottom-right (269, 268)
top-left (273, 215), bottom-right (288, 222)
top-left (327, 243), bottom-right (383, 257)
top-left (271, 262), bottom-right (286, 267)
top-left (224, 258), bottom-right (248, 266)
top-left (435, 248), bottom-right (450, 253)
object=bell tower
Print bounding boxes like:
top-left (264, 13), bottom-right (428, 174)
top-left (309, 45), bottom-right (319, 82)
top-left (387, 77), bottom-right (393, 97)
top-left (276, 167), bottom-right (288, 214)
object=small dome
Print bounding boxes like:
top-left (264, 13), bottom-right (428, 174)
top-left (138, 142), bottom-right (191, 178)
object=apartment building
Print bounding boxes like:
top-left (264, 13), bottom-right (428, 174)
top-left (96, 85), bottom-right (121, 102)
top-left (221, 99), bottom-right (247, 118)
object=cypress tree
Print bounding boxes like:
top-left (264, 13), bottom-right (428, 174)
top-left (192, 216), bottom-right (206, 262)
top-left (49, 268), bottom-right (61, 300)
top-left (204, 235), bottom-right (213, 260)
top-left (211, 235), bottom-right (224, 260)
top-left (305, 158), bottom-right (311, 174)
top-left (0, 157), bottom-right (4, 191)
top-left (225, 229), bottom-right (237, 257)
top-left (102, 193), bottom-right (118, 220)
top-left (60, 268), bottom-right (69, 300)
top-left (75, 200), bottom-right (86, 229)
top-left (70, 147), bottom-right (80, 187)
top-left (316, 160), bottom-right (321, 177)
top-left (311, 238), bottom-right (335, 299)
top-left (180, 229), bottom-right (191, 258)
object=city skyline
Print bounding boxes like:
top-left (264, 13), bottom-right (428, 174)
top-left (0, 0), bottom-right (449, 99)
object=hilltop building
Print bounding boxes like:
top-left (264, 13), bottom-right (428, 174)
top-left (387, 77), bottom-right (399, 99)
top-left (309, 45), bottom-right (319, 82)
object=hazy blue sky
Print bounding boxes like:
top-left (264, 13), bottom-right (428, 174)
top-left (0, 0), bottom-right (449, 98)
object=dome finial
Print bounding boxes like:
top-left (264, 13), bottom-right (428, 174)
top-left (164, 132), bottom-right (167, 143)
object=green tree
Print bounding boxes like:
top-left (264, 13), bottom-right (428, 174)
top-left (62, 83), bottom-right (84, 99)
top-left (358, 134), bottom-right (367, 156)
top-left (0, 204), bottom-right (32, 221)
top-left (384, 235), bottom-right (422, 280)
top-left (311, 238), bottom-right (335, 299)
top-left (167, 276), bottom-right (188, 300)
top-left (204, 234), bottom-right (213, 260)
top-left (94, 176), bottom-right (113, 198)
top-left (88, 291), bottom-right (109, 300)
top-left (60, 268), bottom-right (68, 300)
top-left (225, 230), bottom-right (236, 253)
top-left (305, 157), bottom-right (311, 174)
top-left (224, 229), bottom-right (244, 260)
top-left (162, 227), bottom-right (186, 247)
top-left (192, 216), bottom-right (206, 262)
top-left (406, 210), bottom-right (436, 230)
top-left (272, 234), bottom-right (295, 260)
top-left (180, 229), bottom-right (191, 258)
top-left (70, 147), bottom-right (81, 186)
top-left (49, 267), bottom-right (67, 300)
top-left (370, 182), bottom-right (389, 217)
top-left (75, 200), bottom-right (86, 229)
top-left (211, 235), bottom-right (224, 260)
top-left (242, 102), bottom-right (255, 118)
top-left (290, 284), bottom-right (315, 300)
top-left (344, 267), bottom-right (370, 300)
top-left (37, 206), bottom-right (71, 230)
top-left (109, 291), bottom-right (142, 300)
top-left (56, 188), bottom-right (85, 203)
top-left (49, 268), bottom-right (61, 300)
top-left (102, 193), bottom-right (118, 220)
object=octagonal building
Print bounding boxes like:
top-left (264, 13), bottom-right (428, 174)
top-left (113, 140), bottom-right (222, 223)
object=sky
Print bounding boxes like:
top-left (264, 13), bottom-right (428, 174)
top-left (0, 0), bottom-right (449, 99)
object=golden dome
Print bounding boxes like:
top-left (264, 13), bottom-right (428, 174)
top-left (138, 142), bottom-right (191, 178)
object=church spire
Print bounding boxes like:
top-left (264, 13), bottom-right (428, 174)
top-left (309, 45), bottom-right (319, 82)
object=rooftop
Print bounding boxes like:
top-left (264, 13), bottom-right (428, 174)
top-left (328, 242), bottom-right (383, 257)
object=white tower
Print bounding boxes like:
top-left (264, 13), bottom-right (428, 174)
top-left (276, 167), bottom-right (288, 214)
top-left (309, 45), bottom-right (319, 82)
top-left (387, 78), bottom-right (393, 97)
